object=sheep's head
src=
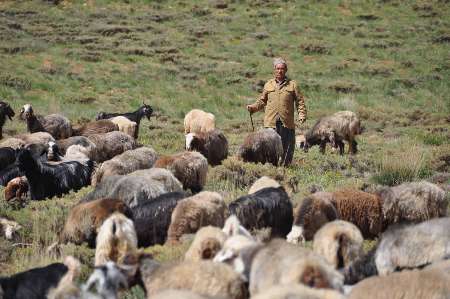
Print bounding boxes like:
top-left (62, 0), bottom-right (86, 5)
top-left (20, 104), bottom-right (34, 120)
top-left (286, 225), bottom-right (306, 244)
top-left (140, 104), bottom-right (153, 120)
top-left (47, 141), bottom-right (61, 161)
top-left (95, 112), bottom-right (107, 121)
top-left (0, 101), bottom-right (15, 120)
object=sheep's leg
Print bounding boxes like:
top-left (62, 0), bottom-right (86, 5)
top-left (350, 140), bottom-right (358, 154)
top-left (337, 140), bottom-right (345, 155)
top-left (319, 140), bottom-right (326, 154)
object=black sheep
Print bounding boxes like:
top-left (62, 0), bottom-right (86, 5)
top-left (228, 187), bottom-right (293, 238)
top-left (132, 191), bottom-right (187, 247)
top-left (0, 101), bottom-right (15, 140)
top-left (17, 148), bottom-right (94, 200)
top-left (95, 104), bottom-right (153, 138)
top-left (0, 262), bottom-right (67, 299)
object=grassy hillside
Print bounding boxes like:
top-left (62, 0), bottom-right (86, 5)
top-left (0, 0), bottom-right (448, 294)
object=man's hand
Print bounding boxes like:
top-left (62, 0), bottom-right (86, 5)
top-left (247, 105), bottom-right (256, 114)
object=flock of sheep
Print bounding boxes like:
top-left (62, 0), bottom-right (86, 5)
top-left (0, 100), bottom-right (448, 299)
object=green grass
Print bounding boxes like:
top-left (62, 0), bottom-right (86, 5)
top-left (0, 0), bottom-right (448, 293)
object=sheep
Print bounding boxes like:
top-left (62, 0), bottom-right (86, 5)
top-left (166, 192), bottom-right (227, 244)
top-left (378, 181), bottom-right (447, 227)
top-left (238, 128), bottom-right (283, 166)
top-left (91, 147), bottom-right (157, 186)
top-left (4, 176), bottom-right (28, 201)
top-left (129, 168), bottom-right (183, 192)
top-left (154, 151), bottom-right (208, 193)
top-left (60, 198), bottom-right (133, 247)
top-left (87, 131), bottom-right (138, 163)
top-left (215, 238), bottom-right (344, 295)
top-left (20, 104), bottom-right (72, 139)
top-left (222, 214), bottom-right (256, 240)
top-left (81, 172), bottom-right (183, 208)
top-left (0, 137), bottom-right (25, 149)
top-left (17, 147), bottom-right (94, 200)
top-left (313, 220), bottom-right (364, 270)
top-left (185, 129), bottom-right (228, 166)
top-left (132, 191), bottom-right (187, 247)
top-left (375, 217), bottom-right (450, 276)
top-left (0, 261), bottom-right (70, 299)
top-left (0, 101), bottom-right (15, 139)
top-left (72, 119), bottom-right (119, 137)
top-left (228, 187), bottom-right (293, 238)
top-left (303, 110), bottom-right (361, 155)
top-left (152, 289), bottom-right (215, 299)
top-left (109, 115), bottom-right (137, 138)
top-left (55, 136), bottom-right (96, 156)
top-left (248, 176), bottom-right (280, 194)
top-left (340, 246), bottom-right (378, 285)
top-left (185, 226), bottom-right (227, 261)
top-left (141, 259), bottom-right (247, 299)
top-left (95, 103), bottom-right (153, 138)
top-left (0, 217), bottom-right (22, 240)
top-left (251, 284), bottom-right (346, 299)
top-left (184, 109), bottom-right (216, 134)
top-left (287, 190), bottom-right (382, 243)
top-left (95, 212), bottom-right (138, 266)
top-left (348, 259), bottom-right (450, 299)
top-left (16, 131), bottom-right (56, 146)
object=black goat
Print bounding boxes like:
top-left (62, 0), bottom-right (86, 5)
top-left (0, 101), bottom-right (15, 139)
top-left (228, 187), bottom-right (293, 238)
top-left (0, 147), bottom-right (17, 171)
top-left (17, 148), bottom-right (94, 200)
top-left (0, 144), bottom-right (49, 186)
top-left (95, 104), bottom-right (153, 138)
top-left (132, 191), bottom-right (187, 247)
top-left (0, 262), bottom-right (68, 299)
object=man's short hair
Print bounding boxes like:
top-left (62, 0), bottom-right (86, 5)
top-left (273, 57), bottom-right (287, 68)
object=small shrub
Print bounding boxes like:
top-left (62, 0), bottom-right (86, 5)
top-left (372, 146), bottom-right (431, 186)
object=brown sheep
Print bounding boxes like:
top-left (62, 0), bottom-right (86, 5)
top-left (251, 284), bottom-right (346, 299)
top-left (185, 129), bottom-right (228, 166)
top-left (60, 198), bottom-right (132, 247)
top-left (303, 110), bottom-right (361, 155)
top-left (91, 147), bottom-right (157, 186)
top-left (287, 192), bottom-right (338, 244)
top-left (72, 120), bottom-right (119, 137)
top-left (55, 136), bottom-right (96, 156)
top-left (154, 151), bottom-right (208, 193)
top-left (166, 191), bottom-right (227, 244)
top-left (184, 109), bottom-right (216, 134)
top-left (287, 190), bottom-right (383, 243)
top-left (4, 176), bottom-right (28, 201)
top-left (348, 260), bottom-right (450, 299)
top-left (0, 132), bottom-right (55, 149)
top-left (141, 259), bottom-right (247, 299)
top-left (184, 226), bottom-right (227, 261)
top-left (238, 128), bottom-right (283, 166)
top-left (378, 181), bottom-right (447, 227)
top-left (313, 220), bottom-right (364, 269)
top-left (87, 131), bottom-right (138, 162)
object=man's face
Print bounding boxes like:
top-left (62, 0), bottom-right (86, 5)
top-left (274, 63), bottom-right (287, 81)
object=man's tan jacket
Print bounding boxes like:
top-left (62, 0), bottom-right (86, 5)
top-left (250, 78), bottom-right (306, 129)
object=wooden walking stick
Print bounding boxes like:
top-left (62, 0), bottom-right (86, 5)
top-left (249, 112), bottom-right (255, 132)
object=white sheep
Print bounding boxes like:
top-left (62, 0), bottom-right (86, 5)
top-left (95, 212), bottom-right (138, 266)
top-left (109, 116), bottom-right (138, 138)
top-left (184, 109), bottom-right (216, 134)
